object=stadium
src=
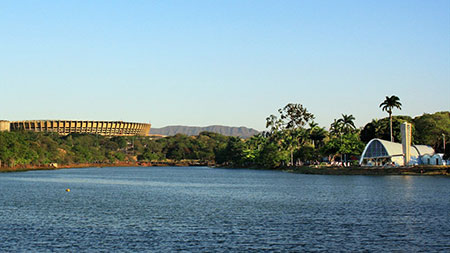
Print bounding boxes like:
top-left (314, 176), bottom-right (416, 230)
top-left (0, 120), bottom-right (151, 137)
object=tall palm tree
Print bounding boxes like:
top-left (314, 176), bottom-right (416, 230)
top-left (281, 128), bottom-right (308, 166)
top-left (379, 95), bottom-right (402, 142)
top-left (308, 121), bottom-right (319, 129)
top-left (307, 121), bottom-right (318, 146)
top-left (330, 119), bottom-right (342, 137)
top-left (310, 126), bottom-right (327, 148)
top-left (338, 114), bottom-right (356, 135)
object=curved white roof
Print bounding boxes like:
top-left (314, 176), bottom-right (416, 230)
top-left (412, 145), bottom-right (434, 156)
top-left (376, 139), bottom-right (405, 156)
top-left (359, 138), bottom-right (435, 164)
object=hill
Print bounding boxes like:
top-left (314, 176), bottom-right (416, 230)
top-left (150, 125), bottom-right (259, 138)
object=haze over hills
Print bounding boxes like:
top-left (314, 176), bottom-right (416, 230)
top-left (150, 125), bottom-right (259, 138)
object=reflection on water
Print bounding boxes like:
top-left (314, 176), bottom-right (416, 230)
top-left (0, 167), bottom-right (449, 252)
top-left (9, 176), bottom-right (253, 188)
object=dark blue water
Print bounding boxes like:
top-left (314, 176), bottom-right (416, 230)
top-left (0, 167), bottom-right (449, 252)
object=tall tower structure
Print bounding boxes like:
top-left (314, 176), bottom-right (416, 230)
top-left (401, 122), bottom-right (412, 166)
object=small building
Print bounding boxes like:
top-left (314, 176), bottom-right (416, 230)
top-left (421, 154), bottom-right (445, 165)
top-left (359, 138), bottom-right (435, 166)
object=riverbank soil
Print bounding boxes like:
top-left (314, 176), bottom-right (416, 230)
top-left (1, 163), bottom-right (448, 176)
top-left (0, 160), bottom-right (214, 173)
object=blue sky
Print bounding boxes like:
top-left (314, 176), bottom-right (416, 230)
top-left (1, 0), bottom-right (449, 131)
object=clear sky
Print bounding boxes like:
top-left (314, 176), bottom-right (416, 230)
top-left (1, 0), bottom-right (449, 131)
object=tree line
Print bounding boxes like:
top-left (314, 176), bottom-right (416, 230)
top-left (0, 131), bottom-right (229, 168)
top-left (1, 99), bottom-right (449, 169)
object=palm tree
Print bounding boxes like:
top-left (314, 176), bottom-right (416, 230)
top-left (281, 128), bottom-right (309, 166)
top-left (330, 119), bottom-right (342, 137)
top-left (379, 95), bottom-right (402, 142)
top-left (338, 114), bottom-right (356, 135)
top-left (309, 126), bottom-right (327, 148)
top-left (307, 121), bottom-right (318, 147)
top-left (308, 121), bottom-right (319, 129)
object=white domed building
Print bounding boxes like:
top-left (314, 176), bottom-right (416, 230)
top-left (359, 138), bottom-right (435, 166)
top-left (359, 122), bottom-right (444, 166)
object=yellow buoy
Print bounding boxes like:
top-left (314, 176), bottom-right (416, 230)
top-left (65, 188), bottom-right (71, 192)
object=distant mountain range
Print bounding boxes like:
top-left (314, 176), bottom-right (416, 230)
top-left (150, 125), bottom-right (259, 139)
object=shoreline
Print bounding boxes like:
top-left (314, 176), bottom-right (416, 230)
top-left (1, 163), bottom-right (449, 176)
top-left (285, 165), bottom-right (450, 176)
top-left (218, 164), bottom-right (450, 176)
top-left (0, 161), bottom-right (213, 173)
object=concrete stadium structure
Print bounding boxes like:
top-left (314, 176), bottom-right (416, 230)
top-left (0, 121), bottom-right (10, 132)
top-left (1, 120), bottom-right (151, 136)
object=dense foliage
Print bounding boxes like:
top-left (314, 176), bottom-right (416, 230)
top-left (1, 104), bottom-right (448, 169)
top-left (0, 131), bottom-right (229, 167)
top-left (215, 109), bottom-right (450, 166)
top-left (360, 112), bottom-right (449, 155)
top-left (360, 116), bottom-right (414, 143)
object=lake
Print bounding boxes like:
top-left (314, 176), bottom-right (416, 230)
top-left (0, 166), bottom-right (449, 252)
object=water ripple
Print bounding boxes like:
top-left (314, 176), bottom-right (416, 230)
top-left (0, 167), bottom-right (449, 252)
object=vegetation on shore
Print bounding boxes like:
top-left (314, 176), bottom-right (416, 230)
top-left (217, 105), bottom-right (449, 169)
top-left (1, 100), bottom-right (449, 173)
top-left (0, 130), bottom-right (228, 169)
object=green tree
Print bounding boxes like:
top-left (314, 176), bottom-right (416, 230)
top-left (360, 116), bottom-right (414, 143)
top-left (379, 95), bottom-right (402, 142)
top-left (266, 103), bottom-right (315, 166)
top-left (111, 136), bottom-right (128, 149)
top-left (329, 119), bottom-right (342, 137)
top-left (338, 114), bottom-right (356, 135)
top-left (215, 137), bottom-right (245, 166)
top-left (295, 144), bottom-right (317, 163)
top-left (164, 134), bottom-right (192, 160)
top-left (278, 103), bottom-right (315, 129)
top-left (308, 122), bottom-right (327, 148)
top-left (413, 111), bottom-right (450, 154)
top-left (138, 141), bottom-right (164, 161)
top-left (257, 142), bottom-right (289, 168)
top-left (322, 133), bottom-right (364, 163)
